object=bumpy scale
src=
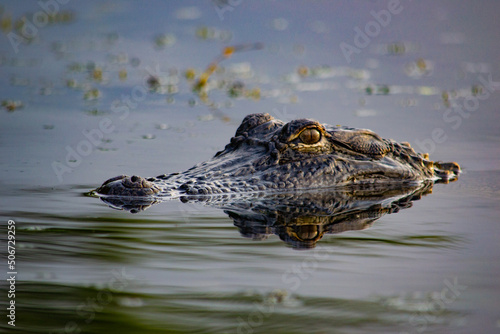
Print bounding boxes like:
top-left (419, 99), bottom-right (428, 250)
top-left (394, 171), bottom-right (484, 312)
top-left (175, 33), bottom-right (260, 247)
top-left (96, 113), bottom-right (460, 198)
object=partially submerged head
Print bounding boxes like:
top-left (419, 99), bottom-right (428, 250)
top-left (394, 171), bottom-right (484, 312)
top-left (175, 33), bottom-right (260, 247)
top-left (96, 113), bottom-right (459, 198)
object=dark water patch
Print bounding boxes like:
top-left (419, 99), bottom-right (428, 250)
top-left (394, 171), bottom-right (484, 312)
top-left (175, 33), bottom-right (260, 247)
top-left (6, 281), bottom-right (468, 334)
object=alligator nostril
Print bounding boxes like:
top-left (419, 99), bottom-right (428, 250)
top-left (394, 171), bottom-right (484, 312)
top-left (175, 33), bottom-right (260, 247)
top-left (131, 175), bottom-right (139, 182)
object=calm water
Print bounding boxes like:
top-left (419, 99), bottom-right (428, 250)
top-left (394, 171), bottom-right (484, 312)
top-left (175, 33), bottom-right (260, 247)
top-left (1, 1), bottom-right (500, 333)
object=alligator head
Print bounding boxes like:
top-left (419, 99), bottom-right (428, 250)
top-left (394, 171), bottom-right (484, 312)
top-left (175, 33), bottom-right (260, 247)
top-left (94, 113), bottom-right (460, 204)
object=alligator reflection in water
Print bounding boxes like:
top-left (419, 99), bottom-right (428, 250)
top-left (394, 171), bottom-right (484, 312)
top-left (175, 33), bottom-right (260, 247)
top-left (98, 181), bottom-right (437, 249)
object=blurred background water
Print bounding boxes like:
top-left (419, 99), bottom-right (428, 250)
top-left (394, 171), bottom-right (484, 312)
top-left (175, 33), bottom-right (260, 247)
top-left (1, 1), bottom-right (500, 333)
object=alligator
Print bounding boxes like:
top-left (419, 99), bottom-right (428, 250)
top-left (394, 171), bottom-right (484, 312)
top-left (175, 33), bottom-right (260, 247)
top-left (94, 113), bottom-right (460, 205)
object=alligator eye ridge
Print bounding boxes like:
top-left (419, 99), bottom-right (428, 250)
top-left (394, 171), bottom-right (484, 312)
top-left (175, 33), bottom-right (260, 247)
top-left (299, 128), bottom-right (321, 145)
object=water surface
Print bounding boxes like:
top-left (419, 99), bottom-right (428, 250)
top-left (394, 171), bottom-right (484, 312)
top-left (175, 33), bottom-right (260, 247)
top-left (1, 1), bottom-right (500, 333)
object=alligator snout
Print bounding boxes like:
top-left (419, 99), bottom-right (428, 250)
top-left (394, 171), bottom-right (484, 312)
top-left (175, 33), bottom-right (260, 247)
top-left (96, 175), bottom-right (160, 196)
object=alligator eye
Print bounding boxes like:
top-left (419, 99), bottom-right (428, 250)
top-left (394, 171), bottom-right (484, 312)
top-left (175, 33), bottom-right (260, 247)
top-left (299, 128), bottom-right (321, 144)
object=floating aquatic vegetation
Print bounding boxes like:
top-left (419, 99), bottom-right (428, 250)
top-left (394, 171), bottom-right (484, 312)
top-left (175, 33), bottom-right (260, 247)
top-left (244, 87), bottom-right (261, 100)
top-left (374, 41), bottom-right (420, 55)
top-left (85, 109), bottom-right (106, 116)
top-left (165, 84), bottom-right (178, 94)
top-left (226, 62), bottom-right (254, 78)
top-left (191, 43), bottom-right (263, 103)
top-left (415, 86), bottom-right (439, 96)
top-left (83, 88), bottom-right (100, 101)
top-left (297, 65), bottom-right (309, 78)
top-left (0, 12), bottom-right (12, 33)
top-left (66, 79), bottom-right (77, 89)
top-left (3, 9), bottom-right (75, 42)
top-left (2, 99), bottom-right (23, 112)
top-left (365, 84), bottom-right (390, 95)
top-left (107, 53), bottom-right (128, 65)
top-left (293, 65), bottom-right (370, 81)
top-left (471, 84), bottom-right (483, 96)
top-left (146, 72), bottom-right (179, 95)
top-left (154, 33), bottom-right (176, 49)
top-left (97, 147), bottom-right (117, 152)
top-left (399, 97), bottom-right (418, 108)
top-left (441, 91), bottom-right (453, 108)
top-left (386, 42), bottom-right (407, 55)
top-left (195, 26), bottom-right (232, 41)
top-left (405, 58), bottom-right (434, 78)
top-left (67, 62), bottom-right (85, 73)
top-left (118, 69), bottom-right (127, 81)
top-left (227, 81), bottom-right (245, 98)
top-left (184, 68), bottom-right (197, 81)
top-left (156, 123), bottom-right (170, 130)
top-left (197, 114), bottom-right (215, 122)
top-left (146, 76), bottom-right (161, 91)
top-left (91, 67), bottom-right (104, 82)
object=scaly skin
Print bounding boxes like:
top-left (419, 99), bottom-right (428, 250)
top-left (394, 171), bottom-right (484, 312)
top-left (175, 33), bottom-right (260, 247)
top-left (95, 113), bottom-right (460, 198)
